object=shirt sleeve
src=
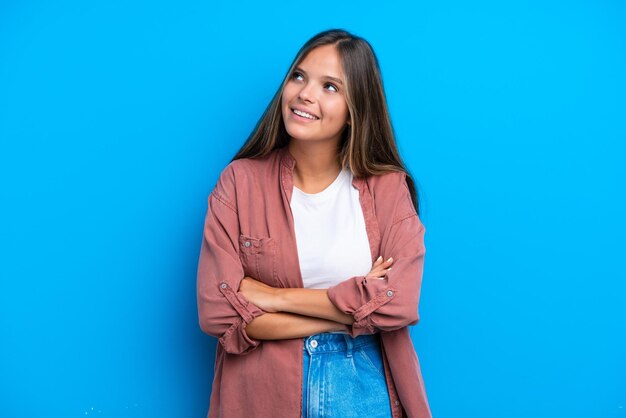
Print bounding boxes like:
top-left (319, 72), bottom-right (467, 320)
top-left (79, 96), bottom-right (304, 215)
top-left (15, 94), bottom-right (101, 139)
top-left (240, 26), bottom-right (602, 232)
top-left (196, 165), bottom-right (266, 355)
top-left (326, 173), bottom-right (426, 337)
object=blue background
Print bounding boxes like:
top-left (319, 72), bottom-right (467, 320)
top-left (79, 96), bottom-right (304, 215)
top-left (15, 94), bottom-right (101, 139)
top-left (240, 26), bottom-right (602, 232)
top-left (1, 1), bottom-right (625, 417)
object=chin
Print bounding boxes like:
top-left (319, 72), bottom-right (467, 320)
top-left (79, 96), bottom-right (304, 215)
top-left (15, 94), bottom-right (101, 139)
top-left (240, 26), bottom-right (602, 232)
top-left (284, 121), bottom-right (309, 136)
top-left (285, 130), bottom-right (314, 142)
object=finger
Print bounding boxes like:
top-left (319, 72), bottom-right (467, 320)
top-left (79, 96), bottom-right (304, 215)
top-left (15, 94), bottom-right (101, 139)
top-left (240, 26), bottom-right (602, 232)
top-left (366, 270), bottom-right (387, 279)
top-left (367, 270), bottom-right (380, 278)
top-left (376, 268), bottom-right (392, 277)
top-left (373, 255), bottom-right (383, 266)
top-left (381, 257), bottom-right (394, 267)
top-left (373, 261), bottom-right (393, 273)
top-left (368, 267), bottom-right (387, 277)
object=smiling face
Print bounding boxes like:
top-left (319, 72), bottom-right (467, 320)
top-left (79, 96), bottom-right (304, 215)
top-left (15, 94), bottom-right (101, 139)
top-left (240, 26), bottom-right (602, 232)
top-left (281, 44), bottom-right (350, 145)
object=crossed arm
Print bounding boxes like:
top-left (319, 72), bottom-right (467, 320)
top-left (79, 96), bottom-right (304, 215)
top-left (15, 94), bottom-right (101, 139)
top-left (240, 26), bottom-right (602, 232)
top-left (240, 256), bottom-right (393, 340)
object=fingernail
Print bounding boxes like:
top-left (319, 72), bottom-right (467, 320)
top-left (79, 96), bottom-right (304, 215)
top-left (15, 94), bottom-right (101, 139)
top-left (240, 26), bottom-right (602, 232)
top-left (377, 255), bottom-right (382, 261)
top-left (387, 257), bottom-right (393, 262)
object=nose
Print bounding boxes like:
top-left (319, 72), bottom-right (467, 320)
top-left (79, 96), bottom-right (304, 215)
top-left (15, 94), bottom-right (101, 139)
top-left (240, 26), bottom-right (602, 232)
top-left (297, 83), bottom-right (315, 103)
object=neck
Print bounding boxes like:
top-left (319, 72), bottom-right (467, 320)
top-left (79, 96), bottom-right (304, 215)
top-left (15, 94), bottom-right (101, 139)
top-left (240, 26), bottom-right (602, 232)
top-left (287, 139), bottom-right (342, 185)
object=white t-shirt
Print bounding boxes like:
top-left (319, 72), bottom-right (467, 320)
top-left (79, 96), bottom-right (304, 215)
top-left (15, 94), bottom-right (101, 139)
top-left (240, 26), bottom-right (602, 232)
top-left (290, 167), bottom-right (373, 290)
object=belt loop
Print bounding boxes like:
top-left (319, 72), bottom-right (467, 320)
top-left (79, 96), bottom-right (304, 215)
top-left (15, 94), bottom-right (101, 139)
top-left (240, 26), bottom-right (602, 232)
top-left (304, 336), bottom-right (313, 355)
top-left (343, 334), bottom-right (353, 358)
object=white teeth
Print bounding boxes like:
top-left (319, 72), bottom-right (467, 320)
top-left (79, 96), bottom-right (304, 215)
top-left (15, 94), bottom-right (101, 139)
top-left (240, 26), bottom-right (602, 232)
top-left (292, 108), bottom-right (318, 120)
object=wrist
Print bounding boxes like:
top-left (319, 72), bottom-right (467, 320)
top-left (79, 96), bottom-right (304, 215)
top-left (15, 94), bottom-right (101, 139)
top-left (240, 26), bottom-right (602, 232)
top-left (331, 322), bottom-right (350, 333)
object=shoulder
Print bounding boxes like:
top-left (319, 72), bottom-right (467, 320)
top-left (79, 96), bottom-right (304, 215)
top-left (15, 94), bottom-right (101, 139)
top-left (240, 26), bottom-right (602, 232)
top-left (211, 150), bottom-right (281, 208)
top-left (367, 170), bottom-right (408, 190)
top-left (366, 170), bottom-right (416, 225)
top-left (221, 148), bottom-right (281, 179)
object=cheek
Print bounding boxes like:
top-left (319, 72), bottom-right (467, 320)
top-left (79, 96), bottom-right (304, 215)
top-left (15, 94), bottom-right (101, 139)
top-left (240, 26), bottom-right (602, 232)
top-left (325, 99), bottom-right (349, 124)
top-left (282, 84), bottom-right (297, 105)
top-left (281, 94), bottom-right (291, 118)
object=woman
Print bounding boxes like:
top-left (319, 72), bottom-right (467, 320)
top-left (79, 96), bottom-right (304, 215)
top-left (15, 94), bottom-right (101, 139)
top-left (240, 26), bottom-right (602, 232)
top-left (197, 29), bottom-right (431, 418)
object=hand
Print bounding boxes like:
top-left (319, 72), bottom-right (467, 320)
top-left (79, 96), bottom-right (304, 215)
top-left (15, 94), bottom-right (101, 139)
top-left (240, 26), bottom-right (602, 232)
top-left (366, 256), bottom-right (394, 281)
top-left (239, 276), bottom-right (280, 313)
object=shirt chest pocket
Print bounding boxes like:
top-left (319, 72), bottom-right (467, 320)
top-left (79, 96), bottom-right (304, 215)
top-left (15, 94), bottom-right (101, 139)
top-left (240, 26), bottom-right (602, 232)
top-left (239, 234), bottom-right (280, 286)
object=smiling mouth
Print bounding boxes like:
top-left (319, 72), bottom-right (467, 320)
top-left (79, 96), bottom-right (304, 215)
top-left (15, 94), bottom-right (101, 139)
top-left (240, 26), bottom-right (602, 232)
top-left (291, 108), bottom-right (319, 120)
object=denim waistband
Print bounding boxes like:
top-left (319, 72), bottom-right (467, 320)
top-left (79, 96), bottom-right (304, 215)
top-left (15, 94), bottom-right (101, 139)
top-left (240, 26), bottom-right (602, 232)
top-left (303, 332), bottom-right (380, 356)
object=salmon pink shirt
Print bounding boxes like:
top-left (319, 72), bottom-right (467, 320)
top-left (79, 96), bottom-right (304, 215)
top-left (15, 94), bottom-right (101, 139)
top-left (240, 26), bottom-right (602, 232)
top-left (196, 145), bottom-right (432, 417)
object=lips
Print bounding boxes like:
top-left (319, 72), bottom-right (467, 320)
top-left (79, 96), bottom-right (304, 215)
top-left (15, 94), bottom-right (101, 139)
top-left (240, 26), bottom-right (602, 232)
top-left (290, 106), bottom-right (319, 120)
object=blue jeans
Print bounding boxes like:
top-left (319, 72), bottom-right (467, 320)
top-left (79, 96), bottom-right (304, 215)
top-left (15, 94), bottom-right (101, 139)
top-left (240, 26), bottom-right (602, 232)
top-left (301, 332), bottom-right (393, 418)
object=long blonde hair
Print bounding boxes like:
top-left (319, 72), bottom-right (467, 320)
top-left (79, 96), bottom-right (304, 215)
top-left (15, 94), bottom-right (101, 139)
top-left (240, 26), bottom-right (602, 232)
top-left (231, 28), bottom-right (421, 214)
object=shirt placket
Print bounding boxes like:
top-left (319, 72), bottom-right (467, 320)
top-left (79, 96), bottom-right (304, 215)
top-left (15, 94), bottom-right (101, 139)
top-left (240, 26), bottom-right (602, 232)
top-left (279, 151), bottom-right (305, 289)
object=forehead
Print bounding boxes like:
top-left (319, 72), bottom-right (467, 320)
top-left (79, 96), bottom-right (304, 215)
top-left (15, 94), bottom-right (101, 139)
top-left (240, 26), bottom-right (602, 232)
top-left (298, 45), bottom-right (344, 78)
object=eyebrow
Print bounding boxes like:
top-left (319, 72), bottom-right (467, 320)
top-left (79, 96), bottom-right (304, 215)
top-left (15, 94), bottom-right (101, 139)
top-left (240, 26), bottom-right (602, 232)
top-left (294, 67), bottom-right (344, 85)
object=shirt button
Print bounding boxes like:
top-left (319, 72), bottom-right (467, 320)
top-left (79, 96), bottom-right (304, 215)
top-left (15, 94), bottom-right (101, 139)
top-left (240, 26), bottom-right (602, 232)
top-left (395, 400), bottom-right (400, 406)
top-left (244, 241), bottom-right (251, 247)
top-left (220, 283), bottom-right (227, 289)
top-left (386, 290), bottom-right (394, 297)
top-left (310, 340), bottom-right (318, 348)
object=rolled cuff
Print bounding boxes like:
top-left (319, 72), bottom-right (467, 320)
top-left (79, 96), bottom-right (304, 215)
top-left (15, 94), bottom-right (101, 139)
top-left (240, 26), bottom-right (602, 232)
top-left (327, 277), bottom-right (397, 337)
top-left (216, 282), bottom-right (266, 355)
